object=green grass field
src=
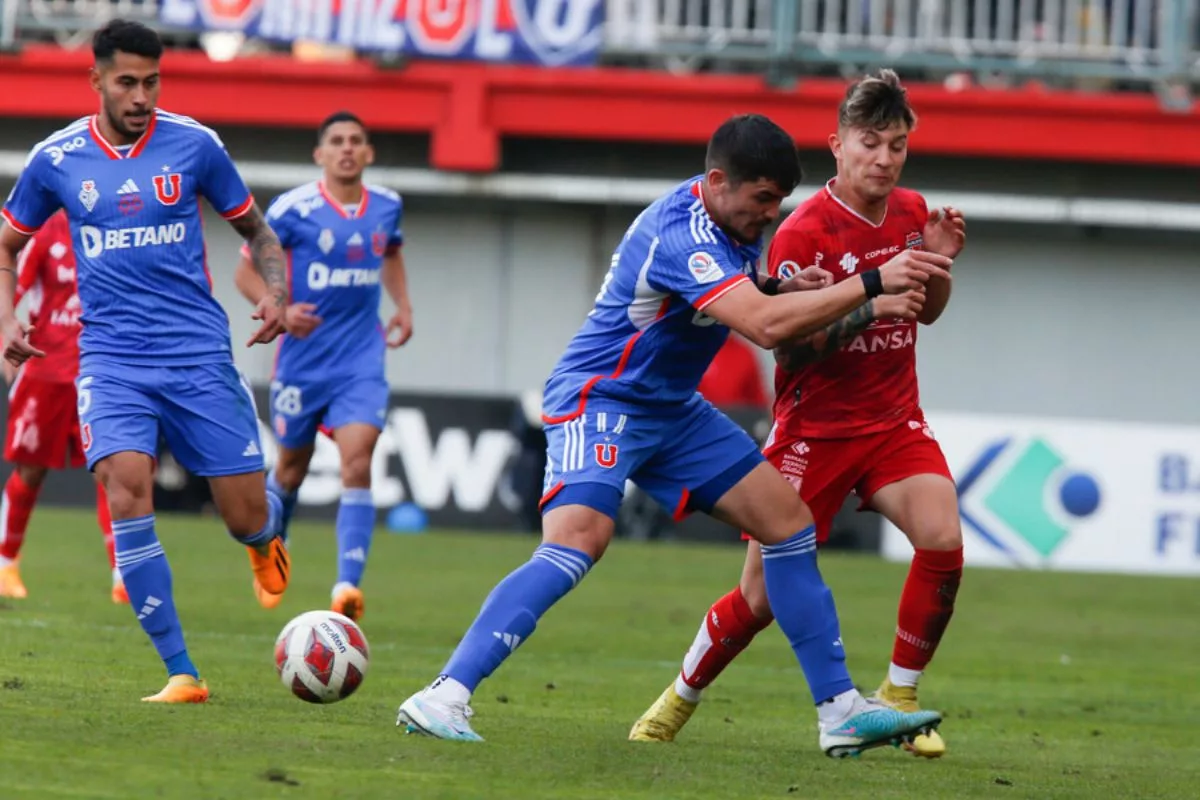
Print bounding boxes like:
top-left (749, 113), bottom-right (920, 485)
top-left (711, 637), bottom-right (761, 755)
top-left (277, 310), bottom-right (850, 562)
top-left (1, 508), bottom-right (1197, 799)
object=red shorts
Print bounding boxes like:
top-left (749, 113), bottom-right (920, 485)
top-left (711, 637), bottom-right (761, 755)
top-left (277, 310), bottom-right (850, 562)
top-left (4, 375), bottom-right (85, 469)
top-left (749, 415), bottom-right (953, 544)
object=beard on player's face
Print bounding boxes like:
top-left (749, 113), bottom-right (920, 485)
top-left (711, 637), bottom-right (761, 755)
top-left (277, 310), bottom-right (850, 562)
top-left (715, 182), bottom-right (782, 243)
top-left (103, 101), bottom-right (144, 140)
top-left (99, 89), bottom-right (156, 142)
top-left (725, 210), bottom-right (767, 243)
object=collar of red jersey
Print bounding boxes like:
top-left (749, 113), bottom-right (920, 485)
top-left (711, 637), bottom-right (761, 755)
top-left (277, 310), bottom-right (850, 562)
top-left (824, 178), bottom-right (888, 229)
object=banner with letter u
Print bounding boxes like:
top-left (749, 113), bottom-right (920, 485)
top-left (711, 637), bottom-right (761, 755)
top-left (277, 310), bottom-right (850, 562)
top-left (881, 410), bottom-right (1200, 576)
top-left (160, 0), bottom-right (605, 67)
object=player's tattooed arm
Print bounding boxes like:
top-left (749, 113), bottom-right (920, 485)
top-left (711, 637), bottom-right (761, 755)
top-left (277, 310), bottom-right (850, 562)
top-left (228, 206), bottom-right (288, 346)
top-left (230, 206), bottom-right (287, 307)
top-left (773, 301), bottom-right (875, 371)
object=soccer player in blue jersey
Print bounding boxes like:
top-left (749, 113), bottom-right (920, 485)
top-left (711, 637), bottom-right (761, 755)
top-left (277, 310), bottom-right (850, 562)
top-left (0, 19), bottom-right (291, 703)
top-left (397, 114), bottom-right (954, 756)
top-left (233, 111), bottom-right (412, 622)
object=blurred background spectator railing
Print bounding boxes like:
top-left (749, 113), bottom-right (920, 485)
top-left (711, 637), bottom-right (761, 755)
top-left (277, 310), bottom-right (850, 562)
top-left (605, 0), bottom-right (1195, 90)
top-left (1, 0), bottom-right (163, 49)
top-left (2, 1), bottom-right (1197, 97)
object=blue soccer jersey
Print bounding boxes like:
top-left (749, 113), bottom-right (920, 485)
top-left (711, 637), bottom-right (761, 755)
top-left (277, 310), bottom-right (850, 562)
top-left (542, 177), bottom-right (760, 421)
top-left (2, 110), bottom-right (254, 366)
top-left (263, 181), bottom-right (403, 382)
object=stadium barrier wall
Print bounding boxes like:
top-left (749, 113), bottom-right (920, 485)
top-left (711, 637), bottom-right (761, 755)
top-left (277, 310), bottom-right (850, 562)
top-left (5, 389), bottom-right (1200, 569)
top-left (881, 410), bottom-right (1200, 576)
top-left (0, 385), bottom-right (876, 548)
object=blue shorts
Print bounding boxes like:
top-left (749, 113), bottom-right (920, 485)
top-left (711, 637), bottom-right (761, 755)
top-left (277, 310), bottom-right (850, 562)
top-left (269, 374), bottom-right (389, 449)
top-left (540, 395), bottom-right (763, 521)
top-left (76, 361), bottom-right (264, 477)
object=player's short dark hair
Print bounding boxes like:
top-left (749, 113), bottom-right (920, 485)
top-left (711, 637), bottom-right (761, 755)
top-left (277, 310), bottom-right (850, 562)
top-left (92, 19), bottom-right (163, 64)
top-left (838, 69), bottom-right (916, 132)
top-left (318, 111), bottom-right (369, 144)
top-left (705, 114), bottom-right (802, 193)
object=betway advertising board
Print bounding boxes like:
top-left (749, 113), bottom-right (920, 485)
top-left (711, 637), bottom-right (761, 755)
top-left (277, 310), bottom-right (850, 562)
top-left (0, 388), bottom-right (526, 531)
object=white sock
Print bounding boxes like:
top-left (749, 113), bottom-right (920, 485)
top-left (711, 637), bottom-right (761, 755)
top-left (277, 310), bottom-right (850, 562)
top-left (0, 555), bottom-right (14, 569)
top-left (674, 675), bottom-right (702, 704)
top-left (816, 688), bottom-right (861, 727)
top-left (331, 581), bottom-right (356, 600)
top-left (888, 663), bottom-right (923, 689)
top-left (112, 567), bottom-right (122, 586)
top-left (425, 675), bottom-right (471, 706)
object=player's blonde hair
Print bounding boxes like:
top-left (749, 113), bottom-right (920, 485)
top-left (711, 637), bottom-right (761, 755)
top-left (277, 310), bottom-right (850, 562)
top-left (838, 69), bottom-right (917, 132)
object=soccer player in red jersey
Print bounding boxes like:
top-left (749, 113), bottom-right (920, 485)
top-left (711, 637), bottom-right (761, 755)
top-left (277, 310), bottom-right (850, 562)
top-left (630, 70), bottom-right (967, 757)
top-left (0, 209), bottom-right (125, 603)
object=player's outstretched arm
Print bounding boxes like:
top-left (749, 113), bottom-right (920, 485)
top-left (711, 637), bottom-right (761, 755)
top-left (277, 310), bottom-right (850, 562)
top-left (381, 249), bottom-right (413, 348)
top-left (704, 250), bottom-right (951, 350)
top-left (703, 278), bottom-right (871, 349)
top-left (0, 223), bottom-right (44, 367)
top-left (773, 291), bottom-right (926, 372)
top-left (228, 205), bottom-right (289, 346)
top-left (758, 265), bottom-right (834, 295)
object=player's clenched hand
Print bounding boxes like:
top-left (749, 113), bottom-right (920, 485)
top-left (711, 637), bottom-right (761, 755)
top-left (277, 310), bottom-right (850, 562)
top-left (873, 290), bottom-right (925, 321)
top-left (778, 265), bottom-right (834, 293)
top-left (924, 206), bottom-right (966, 259)
top-left (878, 250), bottom-right (952, 294)
top-left (247, 294), bottom-right (287, 347)
top-left (1, 318), bottom-right (44, 367)
top-left (284, 303), bottom-right (323, 339)
top-left (386, 306), bottom-right (413, 348)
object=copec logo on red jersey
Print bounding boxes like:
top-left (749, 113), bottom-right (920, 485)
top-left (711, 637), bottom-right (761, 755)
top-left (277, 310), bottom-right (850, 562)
top-left (173, 0), bottom-right (603, 66)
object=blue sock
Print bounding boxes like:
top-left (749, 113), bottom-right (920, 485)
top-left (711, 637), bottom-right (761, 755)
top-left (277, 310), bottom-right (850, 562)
top-left (336, 488), bottom-right (375, 587)
top-left (761, 526), bottom-right (854, 705)
top-left (441, 543), bottom-right (593, 693)
top-left (267, 470), bottom-right (298, 541)
top-left (113, 515), bottom-right (197, 679)
top-left (230, 491), bottom-right (283, 549)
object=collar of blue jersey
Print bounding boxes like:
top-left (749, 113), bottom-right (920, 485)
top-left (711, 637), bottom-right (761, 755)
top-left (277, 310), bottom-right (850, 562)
top-left (318, 181), bottom-right (369, 219)
top-left (88, 111), bottom-right (157, 160)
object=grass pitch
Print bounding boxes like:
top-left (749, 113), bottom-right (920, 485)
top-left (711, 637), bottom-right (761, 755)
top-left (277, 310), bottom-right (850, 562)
top-left (1, 508), bottom-right (1197, 799)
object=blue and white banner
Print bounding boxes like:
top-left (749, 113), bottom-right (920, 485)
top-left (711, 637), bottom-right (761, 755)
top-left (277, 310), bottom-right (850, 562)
top-left (161, 0), bottom-right (604, 66)
top-left (882, 411), bottom-right (1200, 576)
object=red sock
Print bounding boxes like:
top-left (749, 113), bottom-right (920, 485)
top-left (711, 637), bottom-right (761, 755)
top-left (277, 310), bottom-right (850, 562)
top-left (679, 586), bottom-right (774, 692)
top-left (0, 472), bottom-right (41, 562)
top-left (95, 483), bottom-right (115, 570)
top-left (892, 547), bottom-right (964, 672)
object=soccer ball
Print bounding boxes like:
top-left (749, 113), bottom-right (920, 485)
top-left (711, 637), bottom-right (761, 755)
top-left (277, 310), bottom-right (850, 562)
top-left (274, 610), bottom-right (370, 703)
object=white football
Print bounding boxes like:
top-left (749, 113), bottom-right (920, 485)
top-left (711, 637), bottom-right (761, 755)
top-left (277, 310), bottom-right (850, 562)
top-left (274, 610), bottom-right (370, 703)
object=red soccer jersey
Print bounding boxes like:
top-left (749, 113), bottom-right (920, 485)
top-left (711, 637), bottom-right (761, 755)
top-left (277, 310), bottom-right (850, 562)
top-left (14, 210), bottom-right (81, 383)
top-left (768, 180), bottom-right (929, 439)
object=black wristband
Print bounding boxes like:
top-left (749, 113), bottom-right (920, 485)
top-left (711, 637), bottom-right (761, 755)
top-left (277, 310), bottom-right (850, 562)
top-left (861, 269), bottom-right (884, 299)
top-left (761, 276), bottom-right (781, 296)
